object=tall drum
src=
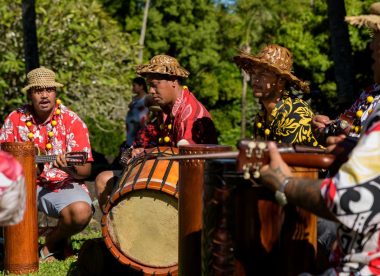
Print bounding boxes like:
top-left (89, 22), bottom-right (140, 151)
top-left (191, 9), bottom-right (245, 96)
top-left (101, 147), bottom-right (179, 275)
top-left (202, 159), bottom-right (319, 276)
top-left (178, 144), bottom-right (232, 276)
top-left (2, 141), bottom-right (38, 274)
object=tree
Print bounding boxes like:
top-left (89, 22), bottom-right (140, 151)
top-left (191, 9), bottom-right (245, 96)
top-left (0, 0), bottom-right (138, 156)
top-left (137, 0), bottom-right (150, 63)
top-left (327, 0), bottom-right (354, 112)
top-left (22, 0), bottom-right (39, 73)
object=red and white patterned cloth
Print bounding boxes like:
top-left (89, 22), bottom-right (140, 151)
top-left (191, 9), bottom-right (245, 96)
top-left (0, 151), bottom-right (25, 225)
top-left (133, 87), bottom-right (217, 148)
top-left (0, 103), bottom-right (93, 190)
top-left (321, 103), bottom-right (380, 275)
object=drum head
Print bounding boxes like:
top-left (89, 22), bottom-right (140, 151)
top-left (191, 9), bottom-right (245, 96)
top-left (107, 189), bottom-right (178, 268)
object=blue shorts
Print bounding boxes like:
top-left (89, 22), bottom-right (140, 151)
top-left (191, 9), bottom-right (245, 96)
top-left (37, 183), bottom-right (92, 218)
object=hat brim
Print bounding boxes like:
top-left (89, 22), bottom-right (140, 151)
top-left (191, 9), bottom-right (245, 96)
top-left (345, 15), bottom-right (380, 31)
top-left (22, 82), bottom-right (64, 92)
top-left (234, 54), bottom-right (309, 93)
top-left (136, 64), bottom-right (190, 78)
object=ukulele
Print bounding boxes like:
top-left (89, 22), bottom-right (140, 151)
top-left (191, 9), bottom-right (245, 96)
top-left (324, 112), bottom-right (355, 137)
top-left (35, 151), bottom-right (88, 165)
top-left (237, 139), bottom-right (335, 179)
top-left (35, 149), bottom-right (88, 175)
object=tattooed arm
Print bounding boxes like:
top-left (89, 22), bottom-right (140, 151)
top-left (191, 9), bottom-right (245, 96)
top-left (285, 178), bottom-right (337, 221)
top-left (260, 142), bottom-right (337, 222)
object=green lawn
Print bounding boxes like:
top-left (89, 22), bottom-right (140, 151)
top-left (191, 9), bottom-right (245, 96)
top-left (2, 226), bottom-right (102, 276)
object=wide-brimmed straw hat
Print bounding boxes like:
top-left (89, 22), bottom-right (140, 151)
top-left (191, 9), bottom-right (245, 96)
top-left (136, 55), bottom-right (190, 78)
top-left (345, 2), bottom-right (380, 31)
top-left (234, 44), bottom-right (309, 92)
top-left (22, 67), bottom-right (63, 92)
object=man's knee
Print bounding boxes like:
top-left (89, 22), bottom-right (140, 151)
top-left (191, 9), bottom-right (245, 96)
top-left (95, 171), bottom-right (112, 189)
top-left (61, 201), bottom-right (92, 228)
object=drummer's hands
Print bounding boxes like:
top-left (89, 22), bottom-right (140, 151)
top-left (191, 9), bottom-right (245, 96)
top-left (260, 142), bottom-right (292, 192)
top-left (131, 148), bottom-right (145, 158)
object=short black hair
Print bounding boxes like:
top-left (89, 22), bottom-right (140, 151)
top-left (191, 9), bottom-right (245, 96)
top-left (132, 77), bottom-right (148, 93)
top-left (145, 73), bottom-right (186, 85)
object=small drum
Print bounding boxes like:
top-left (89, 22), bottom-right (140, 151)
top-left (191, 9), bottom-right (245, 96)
top-left (202, 159), bottom-right (319, 276)
top-left (101, 147), bottom-right (179, 275)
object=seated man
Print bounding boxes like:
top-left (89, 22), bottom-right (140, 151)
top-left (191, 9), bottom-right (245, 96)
top-left (0, 67), bottom-right (94, 261)
top-left (259, 103), bottom-right (380, 274)
top-left (234, 44), bottom-right (320, 147)
top-left (95, 54), bottom-right (218, 210)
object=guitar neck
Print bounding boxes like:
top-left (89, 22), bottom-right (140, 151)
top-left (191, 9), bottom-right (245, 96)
top-left (35, 155), bottom-right (57, 164)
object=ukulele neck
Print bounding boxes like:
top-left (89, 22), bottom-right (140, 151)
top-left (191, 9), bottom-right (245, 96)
top-left (35, 155), bottom-right (57, 164)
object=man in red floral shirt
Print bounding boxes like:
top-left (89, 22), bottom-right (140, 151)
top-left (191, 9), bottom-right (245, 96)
top-left (95, 54), bottom-right (218, 209)
top-left (0, 67), bottom-right (94, 261)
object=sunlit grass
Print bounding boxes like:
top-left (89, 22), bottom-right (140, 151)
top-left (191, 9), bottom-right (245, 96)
top-left (2, 225), bottom-right (101, 276)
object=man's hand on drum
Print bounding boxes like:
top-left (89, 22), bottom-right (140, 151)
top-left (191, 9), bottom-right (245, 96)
top-left (131, 147), bottom-right (145, 158)
top-left (259, 142), bottom-right (292, 192)
top-left (312, 115), bottom-right (332, 134)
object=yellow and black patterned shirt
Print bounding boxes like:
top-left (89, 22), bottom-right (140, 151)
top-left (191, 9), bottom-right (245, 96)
top-left (253, 96), bottom-right (320, 147)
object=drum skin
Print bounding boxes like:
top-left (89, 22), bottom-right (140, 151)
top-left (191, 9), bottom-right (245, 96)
top-left (101, 147), bottom-right (179, 276)
top-left (202, 159), bottom-right (319, 276)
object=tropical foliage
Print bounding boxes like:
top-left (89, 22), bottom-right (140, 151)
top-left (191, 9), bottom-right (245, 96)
top-left (1, 0), bottom-right (137, 156)
top-left (0, 0), bottom-right (377, 156)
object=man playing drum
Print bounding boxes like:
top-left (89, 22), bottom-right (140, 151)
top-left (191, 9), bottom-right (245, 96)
top-left (95, 54), bottom-right (218, 210)
top-left (0, 67), bottom-right (94, 261)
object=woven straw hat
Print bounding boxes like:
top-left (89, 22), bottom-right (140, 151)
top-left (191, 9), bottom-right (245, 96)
top-left (22, 67), bottom-right (63, 92)
top-left (234, 44), bottom-right (309, 92)
top-left (136, 55), bottom-right (190, 78)
top-left (345, 2), bottom-right (380, 31)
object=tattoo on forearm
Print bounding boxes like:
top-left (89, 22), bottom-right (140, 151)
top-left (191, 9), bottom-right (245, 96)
top-left (286, 178), bottom-right (337, 222)
top-left (273, 166), bottom-right (287, 180)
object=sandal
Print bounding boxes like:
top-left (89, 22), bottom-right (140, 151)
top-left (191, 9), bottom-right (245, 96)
top-left (39, 245), bottom-right (58, 262)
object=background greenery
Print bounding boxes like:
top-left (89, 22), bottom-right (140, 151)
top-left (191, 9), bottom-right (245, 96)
top-left (0, 0), bottom-right (376, 158)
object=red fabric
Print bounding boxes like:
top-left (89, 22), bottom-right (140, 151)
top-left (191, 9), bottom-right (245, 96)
top-left (133, 87), bottom-right (217, 148)
top-left (0, 104), bottom-right (93, 190)
top-left (0, 151), bottom-right (23, 195)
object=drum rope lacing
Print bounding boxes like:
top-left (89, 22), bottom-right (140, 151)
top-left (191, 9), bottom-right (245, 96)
top-left (109, 147), bottom-right (179, 206)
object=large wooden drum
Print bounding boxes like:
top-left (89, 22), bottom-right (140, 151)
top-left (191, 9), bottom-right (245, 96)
top-left (202, 159), bottom-right (320, 276)
top-left (101, 147), bottom-right (179, 275)
top-left (178, 144), bottom-right (233, 276)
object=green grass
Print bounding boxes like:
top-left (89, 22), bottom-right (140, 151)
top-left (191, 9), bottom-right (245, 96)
top-left (2, 226), bottom-right (101, 276)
